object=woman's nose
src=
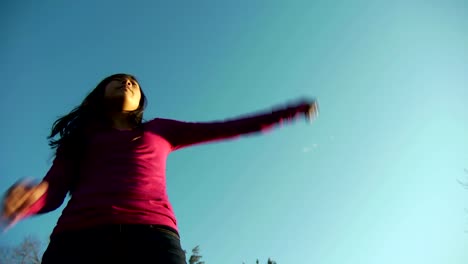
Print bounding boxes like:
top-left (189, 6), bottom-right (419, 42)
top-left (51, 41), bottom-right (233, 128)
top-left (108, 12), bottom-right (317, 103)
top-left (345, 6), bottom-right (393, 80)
top-left (122, 79), bottom-right (132, 87)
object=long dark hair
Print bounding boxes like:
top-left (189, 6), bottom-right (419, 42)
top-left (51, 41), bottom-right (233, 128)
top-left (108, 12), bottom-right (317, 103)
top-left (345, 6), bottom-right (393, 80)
top-left (48, 73), bottom-right (147, 159)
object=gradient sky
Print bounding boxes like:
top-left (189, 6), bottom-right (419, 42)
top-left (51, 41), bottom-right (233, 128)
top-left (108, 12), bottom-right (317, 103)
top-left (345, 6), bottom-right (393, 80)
top-left (1, 1), bottom-right (467, 263)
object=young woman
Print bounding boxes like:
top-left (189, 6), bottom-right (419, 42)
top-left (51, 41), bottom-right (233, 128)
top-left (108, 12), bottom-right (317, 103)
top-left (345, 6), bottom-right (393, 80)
top-left (1, 73), bottom-right (318, 264)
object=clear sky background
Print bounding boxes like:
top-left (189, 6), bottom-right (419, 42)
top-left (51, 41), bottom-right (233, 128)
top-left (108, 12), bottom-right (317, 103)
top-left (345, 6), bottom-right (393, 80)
top-left (1, 1), bottom-right (467, 263)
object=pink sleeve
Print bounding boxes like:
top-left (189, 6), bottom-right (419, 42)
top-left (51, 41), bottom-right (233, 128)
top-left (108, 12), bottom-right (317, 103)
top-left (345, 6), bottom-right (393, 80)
top-left (160, 104), bottom-right (307, 150)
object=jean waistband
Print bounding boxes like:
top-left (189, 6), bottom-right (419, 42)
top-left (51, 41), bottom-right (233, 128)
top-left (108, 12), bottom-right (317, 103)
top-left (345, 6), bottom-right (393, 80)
top-left (114, 224), bottom-right (180, 239)
top-left (53, 224), bottom-right (180, 240)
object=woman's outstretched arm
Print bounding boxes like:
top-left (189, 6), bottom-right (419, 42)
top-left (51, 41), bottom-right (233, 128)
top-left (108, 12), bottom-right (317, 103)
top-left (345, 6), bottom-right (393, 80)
top-left (157, 98), bottom-right (318, 151)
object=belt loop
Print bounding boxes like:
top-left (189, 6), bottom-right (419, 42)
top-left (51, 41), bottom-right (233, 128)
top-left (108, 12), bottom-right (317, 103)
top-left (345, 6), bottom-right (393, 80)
top-left (119, 224), bottom-right (122, 233)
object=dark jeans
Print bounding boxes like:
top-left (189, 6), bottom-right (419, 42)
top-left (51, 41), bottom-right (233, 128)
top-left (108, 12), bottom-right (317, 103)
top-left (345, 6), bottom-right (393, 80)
top-left (42, 225), bottom-right (187, 264)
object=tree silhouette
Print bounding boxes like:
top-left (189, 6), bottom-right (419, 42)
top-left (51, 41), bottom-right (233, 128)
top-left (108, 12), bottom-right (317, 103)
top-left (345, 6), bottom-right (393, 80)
top-left (0, 235), bottom-right (42, 264)
top-left (244, 257), bottom-right (277, 264)
top-left (188, 245), bottom-right (205, 264)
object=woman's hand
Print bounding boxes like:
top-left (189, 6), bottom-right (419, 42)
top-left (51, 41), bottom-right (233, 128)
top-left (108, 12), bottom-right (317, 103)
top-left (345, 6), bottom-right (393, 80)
top-left (304, 98), bottom-right (319, 122)
top-left (289, 98), bottom-right (319, 122)
top-left (1, 179), bottom-right (48, 231)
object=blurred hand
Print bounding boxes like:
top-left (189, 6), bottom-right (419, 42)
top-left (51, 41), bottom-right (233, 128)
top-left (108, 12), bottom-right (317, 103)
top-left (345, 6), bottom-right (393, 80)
top-left (1, 179), bottom-right (48, 231)
top-left (304, 98), bottom-right (319, 122)
top-left (290, 98), bottom-right (319, 122)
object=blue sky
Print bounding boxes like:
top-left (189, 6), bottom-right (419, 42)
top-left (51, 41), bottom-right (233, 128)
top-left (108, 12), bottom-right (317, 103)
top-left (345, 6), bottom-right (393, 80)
top-left (1, 1), bottom-right (467, 263)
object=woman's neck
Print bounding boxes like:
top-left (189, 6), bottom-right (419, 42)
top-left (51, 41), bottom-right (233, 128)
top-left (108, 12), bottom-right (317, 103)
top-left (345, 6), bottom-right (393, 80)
top-left (109, 112), bottom-right (134, 130)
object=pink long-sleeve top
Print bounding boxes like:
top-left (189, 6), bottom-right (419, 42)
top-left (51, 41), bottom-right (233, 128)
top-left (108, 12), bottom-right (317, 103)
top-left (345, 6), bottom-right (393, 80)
top-left (24, 105), bottom-right (306, 235)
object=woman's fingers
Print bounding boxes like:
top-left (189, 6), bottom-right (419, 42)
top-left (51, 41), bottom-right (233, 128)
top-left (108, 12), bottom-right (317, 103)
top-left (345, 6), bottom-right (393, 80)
top-left (304, 99), bottom-right (319, 123)
top-left (309, 100), bottom-right (319, 116)
top-left (3, 183), bottom-right (30, 217)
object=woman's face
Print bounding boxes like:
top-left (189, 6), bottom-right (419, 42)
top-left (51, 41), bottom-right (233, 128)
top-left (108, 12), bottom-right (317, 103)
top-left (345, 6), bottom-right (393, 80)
top-left (104, 76), bottom-right (142, 111)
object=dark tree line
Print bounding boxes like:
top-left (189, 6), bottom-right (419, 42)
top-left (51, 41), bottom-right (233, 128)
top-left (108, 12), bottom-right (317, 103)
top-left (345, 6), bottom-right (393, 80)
top-left (0, 236), bottom-right (277, 263)
top-left (243, 259), bottom-right (277, 264)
